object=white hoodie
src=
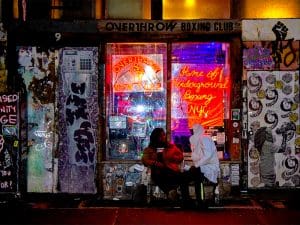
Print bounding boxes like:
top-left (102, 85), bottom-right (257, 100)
top-left (189, 124), bottom-right (220, 183)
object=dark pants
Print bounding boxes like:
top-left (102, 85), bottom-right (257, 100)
top-left (183, 166), bottom-right (204, 204)
top-left (151, 166), bottom-right (203, 202)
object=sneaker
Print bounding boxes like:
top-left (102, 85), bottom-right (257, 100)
top-left (167, 189), bottom-right (178, 202)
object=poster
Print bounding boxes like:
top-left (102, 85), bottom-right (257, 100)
top-left (58, 47), bottom-right (99, 193)
top-left (17, 46), bottom-right (57, 193)
top-left (0, 93), bottom-right (19, 193)
top-left (247, 70), bottom-right (300, 188)
top-left (171, 63), bottom-right (230, 130)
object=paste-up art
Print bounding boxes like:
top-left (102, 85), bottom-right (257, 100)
top-left (247, 70), bottom-right (300, 188)
top-left (17, 46), bottom-right (57, 193)
top-left (58, 47), bottom-right (99, 193)
top-left (243, 41), bottom-right (299, 71)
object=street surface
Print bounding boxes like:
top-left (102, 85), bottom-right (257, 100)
top-left (1, 197), bottom-right (299, 225)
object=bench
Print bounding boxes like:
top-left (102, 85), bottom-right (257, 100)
top-left (141, 167), bottom-right (220, 206)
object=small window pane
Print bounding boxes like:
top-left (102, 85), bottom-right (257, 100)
top-left (163, 0), bottom-right (230, 19)
top-left (240, 0), bottom-right (300, 18)
top-left (106, 0), bottom-right (150, 19)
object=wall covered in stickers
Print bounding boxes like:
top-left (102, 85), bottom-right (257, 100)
top-left (101, 162), bottom-right (144, 200)
top-left (242, 19), bottom-right (300, 188)
top-left (17, 46), bottom-right (99, 193)
top-left (17, 46), bottom-right (57, 193)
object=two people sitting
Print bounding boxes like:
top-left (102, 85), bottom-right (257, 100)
top-left (141, 124), bottom-right (220, 208)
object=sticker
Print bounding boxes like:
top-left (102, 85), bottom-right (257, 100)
top-left (13, 141), bottom-right (18, 147)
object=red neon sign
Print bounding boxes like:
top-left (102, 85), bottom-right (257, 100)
top-left (172, 64), bottom-right (230, 127)
top-left (112, 55), bottom-right (163, 92)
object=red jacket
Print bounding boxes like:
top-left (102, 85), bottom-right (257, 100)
top-left (141, 144), bottom-right (183, 172)
top-left (163, 144), bottom-right (183, 172)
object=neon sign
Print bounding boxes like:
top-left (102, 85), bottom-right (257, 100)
top-left (172, 64), bottom-right (230, 127)
top-left (112, 55), bottom-right (163, 92)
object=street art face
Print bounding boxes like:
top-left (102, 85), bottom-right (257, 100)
top-left (249, 97), bottom-right (263, 117)
top-left (248, 73), bottom-right (262, 93)
top-left (264, 110), bottom-right (278, 129)
top-left (265, 87), bottom-right (278, 106)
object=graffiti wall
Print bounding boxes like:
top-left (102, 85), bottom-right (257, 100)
top-left (17, 46), bottom-right (57, 192)
top-left (0, 93), bottom-right (19, 193)
top-left (102, 162), bottom-right (144, 200)
top-left (58, 47), bottom-right (99, 193)
top-left (242, 19), bottom-right (300, 188)
top-left (17, 46), bottom-right (99, 193)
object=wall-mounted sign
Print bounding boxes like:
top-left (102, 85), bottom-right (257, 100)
top-left (112, 54), bottom-right (163, 92)
top-left (98, 20), bottom-right (241, 34)
top-left (0, 93), bottom-right (19, 193)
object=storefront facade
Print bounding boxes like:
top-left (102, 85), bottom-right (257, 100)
top-left (0, 1), bottom-right (299, 201)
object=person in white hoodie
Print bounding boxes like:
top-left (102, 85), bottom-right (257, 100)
top-left (189, 124), bottom-right (220, 202)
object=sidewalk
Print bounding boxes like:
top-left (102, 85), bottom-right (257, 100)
top-left (2, 188), bottom-right (299, 210)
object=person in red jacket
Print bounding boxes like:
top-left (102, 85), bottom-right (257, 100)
top-left (163, 143), bottom-right (183, 172)
top-left (142, 128), bottom-right (192, 204)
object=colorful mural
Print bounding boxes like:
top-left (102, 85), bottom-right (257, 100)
top-left (58, 47), bottom-right (99, 193)
top-left (243, 41), bottom-right (299, 71)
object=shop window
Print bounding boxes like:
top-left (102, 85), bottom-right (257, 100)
top-left (171, 42), bottom-right (231, 153)
top-left (163, 0), bottom-right (230, 19)
top-left (51, 0), bottom-right (93, 20)
top-left (239, 0), bottom-right (300, 18)
top-left (12, 0), bottom-right (95, 20)
top-left (105, 43), bottom-right (167, 160)
top-left (106, 0), bottom-right (151, 19)
top-left (51, 0), bottom-right (63, 19)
